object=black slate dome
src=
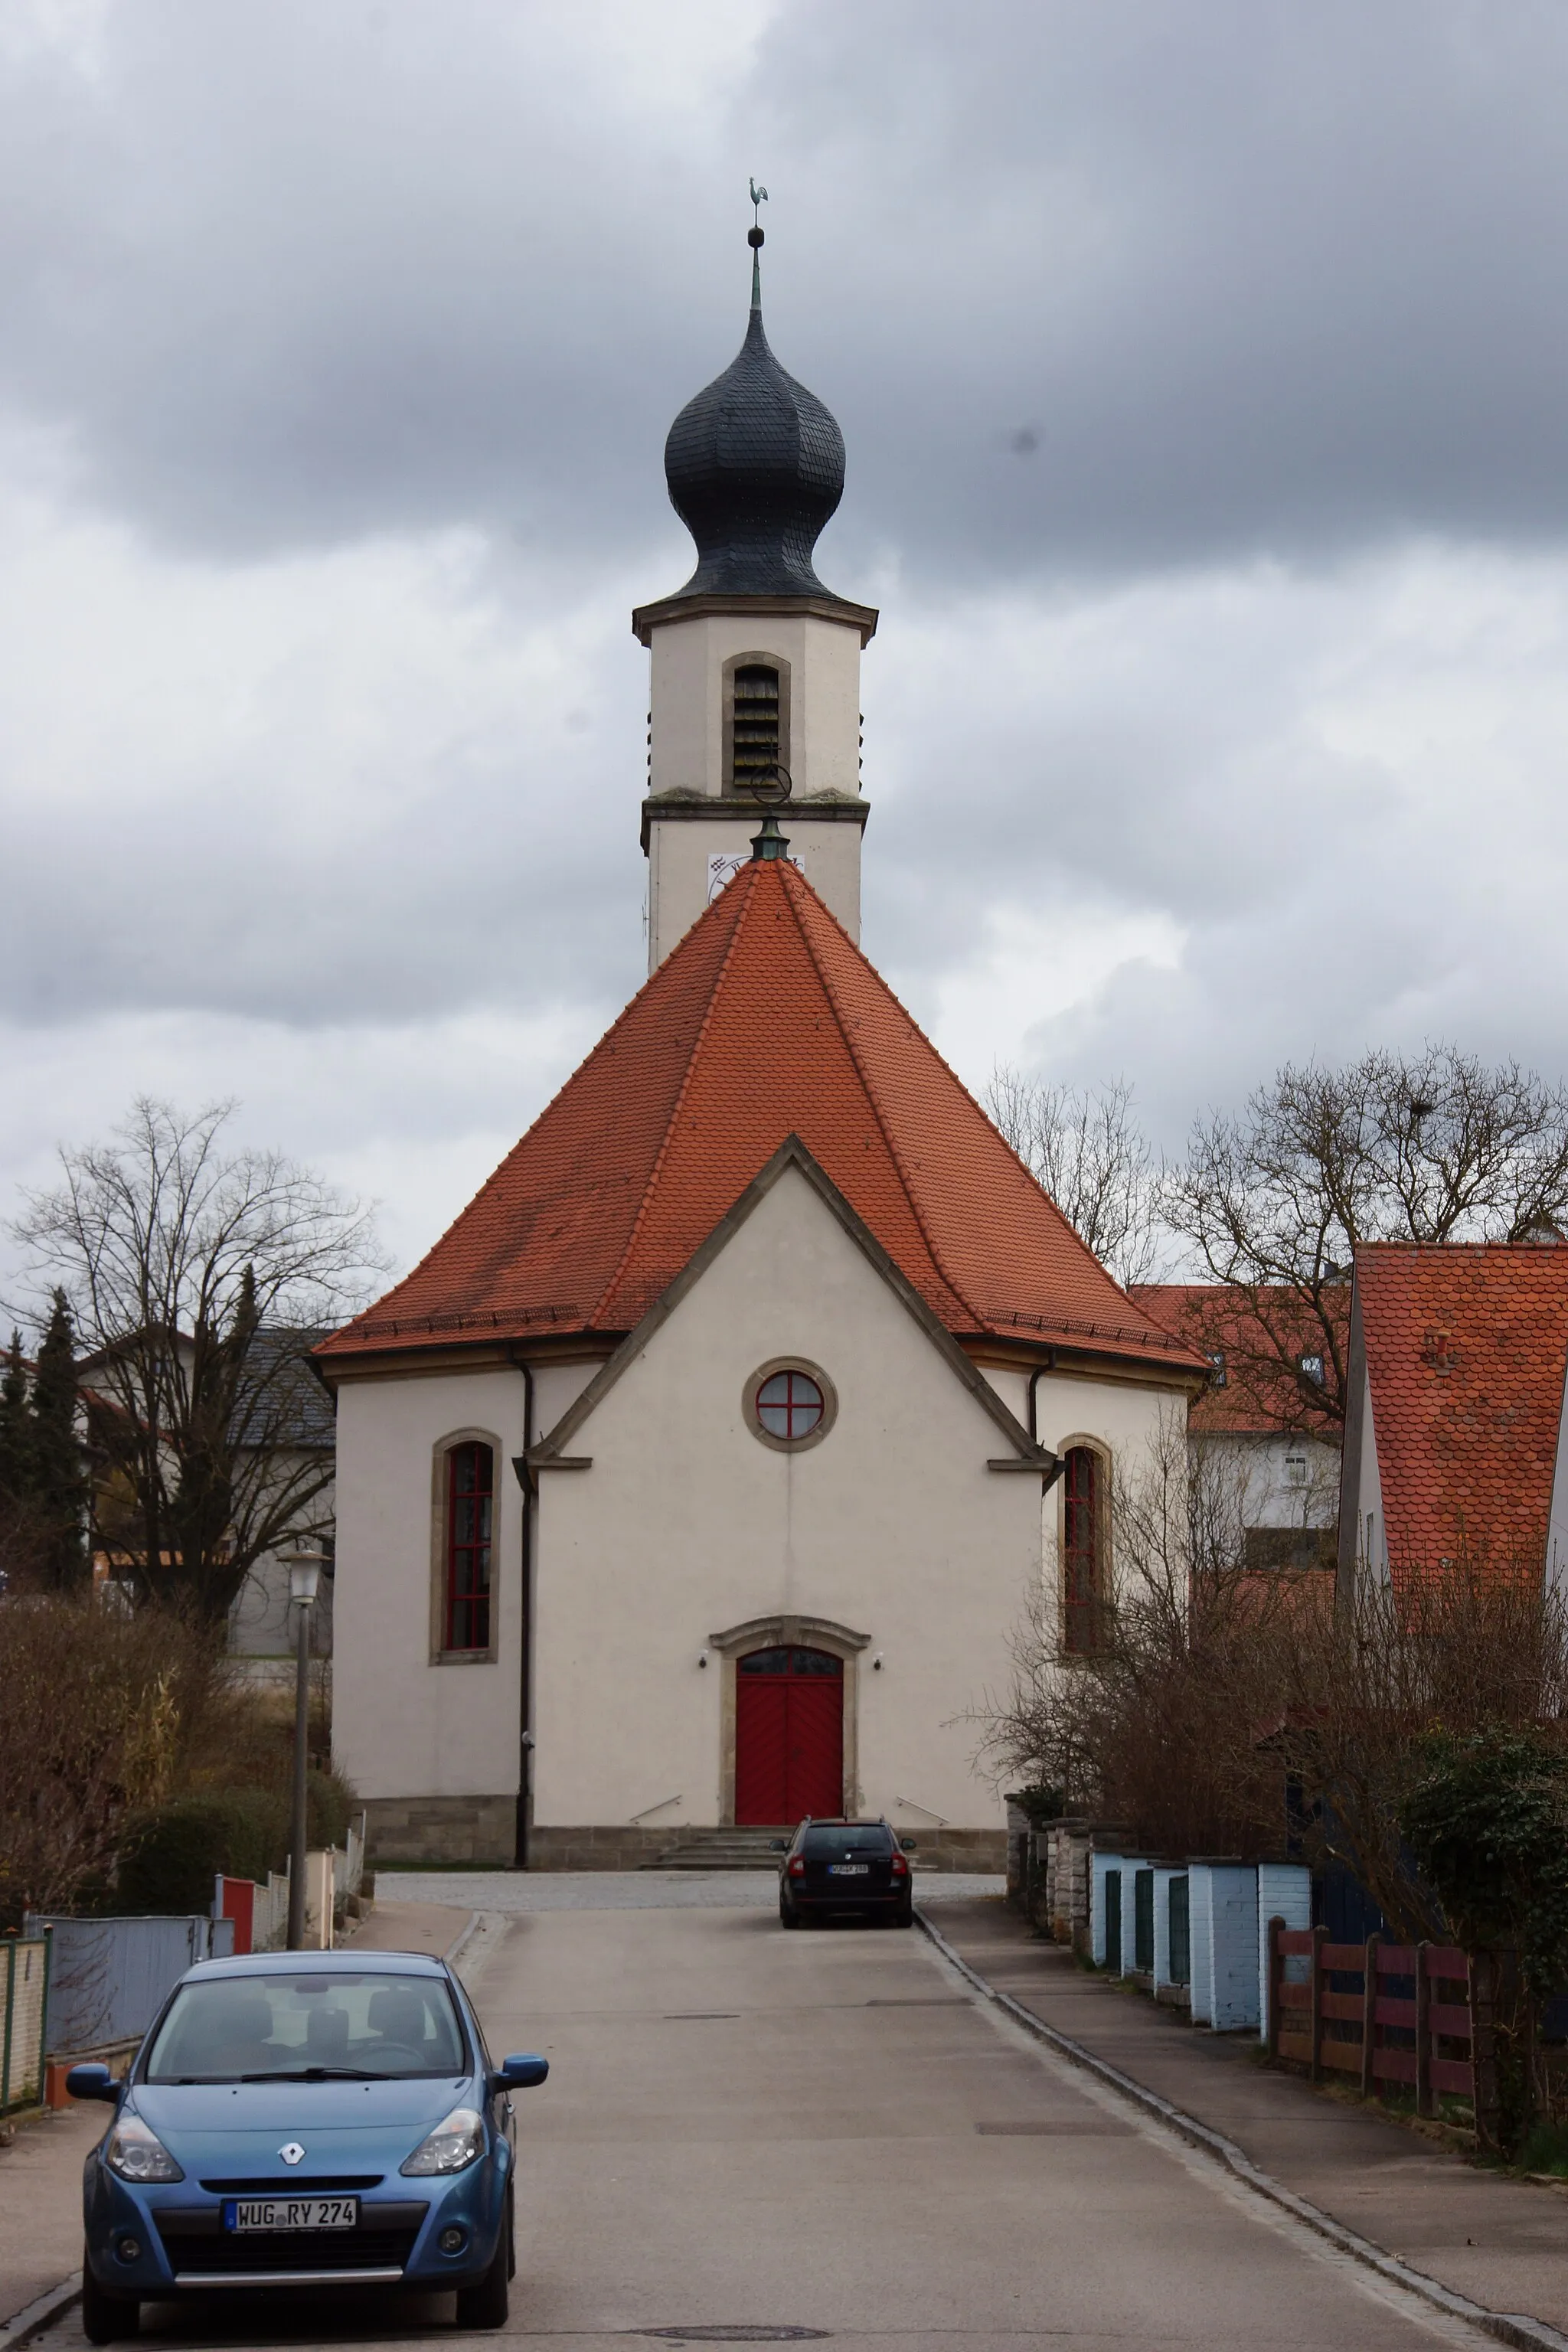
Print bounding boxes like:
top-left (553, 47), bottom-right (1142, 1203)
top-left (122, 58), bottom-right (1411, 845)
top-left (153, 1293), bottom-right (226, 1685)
top-left (664, 272), bottom-right (846, 599)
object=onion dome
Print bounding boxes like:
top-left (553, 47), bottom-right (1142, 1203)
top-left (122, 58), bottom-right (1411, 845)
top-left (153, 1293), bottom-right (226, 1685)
top-left (663, 234), bottom-right (846, 599)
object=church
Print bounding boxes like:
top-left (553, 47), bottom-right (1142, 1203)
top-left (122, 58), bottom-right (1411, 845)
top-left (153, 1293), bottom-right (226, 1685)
top-left (318, 227), bottom-right (1208, 1869)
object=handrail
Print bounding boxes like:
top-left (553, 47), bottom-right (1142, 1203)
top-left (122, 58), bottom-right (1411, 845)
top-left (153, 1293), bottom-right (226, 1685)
top-left (629, 1793), bottom-right (683, 1825)
top-left (896, 1795), bottom-right (949, 1825)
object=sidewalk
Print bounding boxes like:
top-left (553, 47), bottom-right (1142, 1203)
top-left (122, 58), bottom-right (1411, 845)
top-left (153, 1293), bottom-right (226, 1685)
top-left (929, 1896), bottom-right (1568, 2342)
top-left (0, 1900), bottom-right (472, 2333)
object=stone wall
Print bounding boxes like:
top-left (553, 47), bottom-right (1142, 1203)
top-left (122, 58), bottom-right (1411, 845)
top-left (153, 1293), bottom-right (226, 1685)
top-left (361, 1794), bottom-right (517, 1865)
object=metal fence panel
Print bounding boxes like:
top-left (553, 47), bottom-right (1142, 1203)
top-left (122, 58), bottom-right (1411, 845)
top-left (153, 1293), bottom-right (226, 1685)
top-left (22, 1914), bottom-right (231, 2056)
top-left (1, 1936), bottom-right (51, 2111)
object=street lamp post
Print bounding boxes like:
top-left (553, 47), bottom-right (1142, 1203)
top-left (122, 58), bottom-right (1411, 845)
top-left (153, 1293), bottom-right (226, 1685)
top-left (283, 1551), bottom-right (324, 1949)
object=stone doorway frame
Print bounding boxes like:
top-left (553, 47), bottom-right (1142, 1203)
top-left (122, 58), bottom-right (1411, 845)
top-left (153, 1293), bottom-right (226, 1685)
top-left (708, 1612), bottom-right (871, 1826)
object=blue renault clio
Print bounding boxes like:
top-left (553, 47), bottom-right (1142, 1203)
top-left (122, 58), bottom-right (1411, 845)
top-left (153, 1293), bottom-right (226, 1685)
top-left (67, 1948), bottom-right (547, 2341)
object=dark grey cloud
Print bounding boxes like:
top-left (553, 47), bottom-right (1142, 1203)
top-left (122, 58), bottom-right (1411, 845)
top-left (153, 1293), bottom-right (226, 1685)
top-left (5, 3), bottom-right (1568, 582)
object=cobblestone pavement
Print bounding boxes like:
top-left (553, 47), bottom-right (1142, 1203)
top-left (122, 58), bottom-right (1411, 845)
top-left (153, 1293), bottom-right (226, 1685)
top-left (381, 1866), bottom-right (1004, 1911)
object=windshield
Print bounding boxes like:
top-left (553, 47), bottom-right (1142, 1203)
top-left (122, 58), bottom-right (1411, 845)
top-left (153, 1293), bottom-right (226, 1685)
top-left (800, 1826), bottom-right (893, 1857)
top-left (143, 1972), bottom-right (469, 2084)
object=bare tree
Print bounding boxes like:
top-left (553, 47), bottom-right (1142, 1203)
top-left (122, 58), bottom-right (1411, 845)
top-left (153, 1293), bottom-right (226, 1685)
top-left (985, 1067), bottom-right (1163, 1287)
top-left (1164, 1045), bottom-right (1568, 1426)
top-left (9, 1099), bottom-right (387, 1622)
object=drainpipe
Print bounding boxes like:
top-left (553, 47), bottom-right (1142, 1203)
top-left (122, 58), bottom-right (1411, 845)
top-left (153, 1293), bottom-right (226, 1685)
top-left (509, 1360), bottom-right (535, 1870)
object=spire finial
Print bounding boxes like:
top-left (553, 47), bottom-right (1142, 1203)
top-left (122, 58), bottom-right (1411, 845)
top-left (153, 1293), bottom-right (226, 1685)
top-left (747, 178), bottom-right (768, 309)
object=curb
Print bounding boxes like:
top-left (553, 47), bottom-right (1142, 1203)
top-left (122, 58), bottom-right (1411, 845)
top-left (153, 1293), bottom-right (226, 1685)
top-left (916, 1907), bottom-right (1568, 2352)
top-left (443, 1910), bottom-right (485, 1968)
top-left (0, 2273), bottom-right (81, 2348)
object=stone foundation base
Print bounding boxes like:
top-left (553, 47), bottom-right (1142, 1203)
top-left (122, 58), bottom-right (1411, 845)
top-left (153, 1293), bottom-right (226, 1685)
top-left (363, 1805), bottom-right (1006, 1874)
top-left (527, 1824), bottom-right (1007, 1873)
top-left (362, 1794), bottom-right (517, 1865)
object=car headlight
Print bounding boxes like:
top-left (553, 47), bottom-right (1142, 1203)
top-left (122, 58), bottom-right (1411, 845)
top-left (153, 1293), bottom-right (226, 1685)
top-left (400, 2105), bottom-right (485, 2177)
top-left (105, 2115), bottom-right (184, 2184)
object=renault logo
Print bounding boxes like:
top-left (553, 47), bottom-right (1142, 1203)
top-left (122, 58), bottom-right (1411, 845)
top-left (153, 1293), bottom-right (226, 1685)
top-left (279, 2142), bottom-right (305, 2166)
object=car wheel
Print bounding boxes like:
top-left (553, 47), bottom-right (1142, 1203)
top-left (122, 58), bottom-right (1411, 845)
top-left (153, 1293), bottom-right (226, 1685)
top-left (80, 2252), bottom-right (138, 2344)
top-left (779, 1899), bottom-right (798, 1929)
top-left (455, 2210), bottom-right (511, 2330)
top-left (894, 1900), bottom-right (914, 1929)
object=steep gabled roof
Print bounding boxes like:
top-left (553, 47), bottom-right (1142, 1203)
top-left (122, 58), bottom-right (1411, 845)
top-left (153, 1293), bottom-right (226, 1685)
top-left (1130, 1282), bottom-right (1348, 1438)
top-left (319, 859), bottom-right (1202, 1375)
top-left (1355, 1243), bottom-right (1568, 1573)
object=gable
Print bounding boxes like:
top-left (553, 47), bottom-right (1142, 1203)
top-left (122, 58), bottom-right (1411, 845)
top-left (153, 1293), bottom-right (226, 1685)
top-left (530, 1141), bottom-right (1053, 1476)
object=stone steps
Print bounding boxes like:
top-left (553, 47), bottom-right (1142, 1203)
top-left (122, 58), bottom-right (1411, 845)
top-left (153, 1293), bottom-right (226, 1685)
top-left (645, 1828), bottom-right (789, 1870)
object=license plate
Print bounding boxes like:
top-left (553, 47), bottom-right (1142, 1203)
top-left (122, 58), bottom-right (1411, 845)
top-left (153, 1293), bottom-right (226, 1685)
top-left (224, 2197), bottom-right (358, 2233)
top-left (828, 1863), bottom-right (870, 1876)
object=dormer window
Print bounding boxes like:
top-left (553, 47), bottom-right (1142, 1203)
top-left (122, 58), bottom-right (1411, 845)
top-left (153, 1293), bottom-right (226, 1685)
top-left (727, 662), bottom-right (783, 793)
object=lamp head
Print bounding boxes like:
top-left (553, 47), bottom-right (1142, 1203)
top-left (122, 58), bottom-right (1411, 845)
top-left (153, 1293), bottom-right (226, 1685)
top-left (286, 1552), bottom-right (325, 1607)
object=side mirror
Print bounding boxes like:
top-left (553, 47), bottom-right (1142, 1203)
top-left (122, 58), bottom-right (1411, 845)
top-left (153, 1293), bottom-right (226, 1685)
top-left (900, 1838), bottom-right (918, 1853)
top-left (768, 1838), bottom-right (788, 1853)
top-left (66, 2063), bottom-right (119, 2104)
top-left (492, 2053), bottom-right (548, 2093)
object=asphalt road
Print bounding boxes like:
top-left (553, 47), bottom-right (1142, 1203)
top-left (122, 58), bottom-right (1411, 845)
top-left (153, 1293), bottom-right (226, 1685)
top-left (36, 1896), bottom-right (1500, 2350)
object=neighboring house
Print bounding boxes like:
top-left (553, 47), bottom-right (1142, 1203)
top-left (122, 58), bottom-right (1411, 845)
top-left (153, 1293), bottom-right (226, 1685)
top-left (1130, 1284), bottom-right (1346, 1572)
top-left (76, 1326), bottom-right (335, 1671)
top-left (316, 250), bottom-right (1211, 1870)
top-left (1339, 1242), bottom-right (1568, 1593)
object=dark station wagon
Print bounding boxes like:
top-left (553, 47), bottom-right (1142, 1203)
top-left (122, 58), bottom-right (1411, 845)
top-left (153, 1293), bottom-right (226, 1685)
top-left (776, 1818), bottom-right (917, 1928)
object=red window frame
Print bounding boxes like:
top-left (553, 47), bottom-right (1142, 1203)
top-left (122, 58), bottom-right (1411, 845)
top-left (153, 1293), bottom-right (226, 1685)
top-left (1062, 1446), bottom-right (1103, 1656)
top-left (445, 1441), bottom-right (494, 1653)
top-left (756, 1369), bottom-right (825, 1442)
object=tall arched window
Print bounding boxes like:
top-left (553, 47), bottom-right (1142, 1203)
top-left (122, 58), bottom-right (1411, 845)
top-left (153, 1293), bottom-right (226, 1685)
top-left (729, 663), bottom-right (781, 791)
top-left (1062, 1446), bottom-right (1105, 1655)
top-left (445, 1441), bottom-right (494, 1652)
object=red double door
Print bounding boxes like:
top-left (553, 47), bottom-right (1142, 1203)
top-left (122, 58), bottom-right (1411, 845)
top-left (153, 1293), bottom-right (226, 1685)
top-left (733, 1645), bottom-right (844, 1825)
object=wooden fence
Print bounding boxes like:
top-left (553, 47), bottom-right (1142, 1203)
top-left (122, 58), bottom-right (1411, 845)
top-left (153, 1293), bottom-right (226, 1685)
top-left (1266, 1917), bottom-right (1475, 2116)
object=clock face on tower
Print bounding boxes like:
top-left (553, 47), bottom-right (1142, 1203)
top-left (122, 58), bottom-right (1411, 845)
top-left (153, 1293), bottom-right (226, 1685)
top-left (708, 851), bottom-right (801, 901)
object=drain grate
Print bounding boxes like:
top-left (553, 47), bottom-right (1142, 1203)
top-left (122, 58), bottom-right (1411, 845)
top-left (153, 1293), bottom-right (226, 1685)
top-left (975, 2118), bottom-right (1135, 2135)
top-left (637, 2331), bottom-right (831, 2344)
top-left (661, 2012), bottom-right (740, 2020)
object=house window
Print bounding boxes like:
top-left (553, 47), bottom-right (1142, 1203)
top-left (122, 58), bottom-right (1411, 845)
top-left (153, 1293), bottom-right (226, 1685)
top-left (1208, 1351), bottom-right (1227, 1388)
top-left (730, 664), bottom-right (781, 792)
top-left (444, 1441), bottom-right (493, 1652)
top-left (1298, 1353), bottom-right (1325, 1387)
top-left (1062, 1446), bottom-right (1105, 1656)
top-left (1284, 1451), bottom-right (1308, 1488)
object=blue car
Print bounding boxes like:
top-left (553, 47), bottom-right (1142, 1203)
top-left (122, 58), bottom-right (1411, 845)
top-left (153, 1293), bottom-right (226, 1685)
top-left (67, 1947), bottom-right (547, 2341)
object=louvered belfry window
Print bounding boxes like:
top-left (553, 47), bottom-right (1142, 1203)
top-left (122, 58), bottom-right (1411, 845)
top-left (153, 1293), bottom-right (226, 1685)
top-left (730, 664), bottom-right (781, 791)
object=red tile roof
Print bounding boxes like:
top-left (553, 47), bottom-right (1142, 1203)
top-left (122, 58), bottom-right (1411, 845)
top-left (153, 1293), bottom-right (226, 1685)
top-left (1130, 1282), bottom-right (1348, 1436)
top-left (319, 859), bottom-right (1205, 1374)
top-left (1355, 1243), bottom-right (1568, 1576)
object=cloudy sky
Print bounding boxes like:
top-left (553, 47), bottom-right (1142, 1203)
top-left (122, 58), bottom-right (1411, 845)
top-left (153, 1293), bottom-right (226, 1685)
top-left (5, 0), bottom-right (1568, 1302)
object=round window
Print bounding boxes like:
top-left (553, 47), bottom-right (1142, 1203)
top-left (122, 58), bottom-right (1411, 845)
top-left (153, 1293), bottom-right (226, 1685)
top-left (756, 1369), bottom-right (823, 1440)
top-left (744, 1359), bottom-right (838, 1452)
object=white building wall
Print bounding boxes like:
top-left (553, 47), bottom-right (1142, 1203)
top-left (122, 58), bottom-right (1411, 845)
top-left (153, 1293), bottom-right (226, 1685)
top-left (332, 1367), bottom-right (527, 1804)
top-left (646, 812), bottom-right (863, 966)
top-left (1256, 1862), bottom-right (1312, 2045)
top-left (1204, 1865), bottom-right (1261, 2031)
top-left (529, 1165), bottom-right (1044, 1834)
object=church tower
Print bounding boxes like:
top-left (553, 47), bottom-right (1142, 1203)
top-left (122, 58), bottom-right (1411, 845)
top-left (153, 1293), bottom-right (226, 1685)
top-left (635, 217), bottom-right (877, 968)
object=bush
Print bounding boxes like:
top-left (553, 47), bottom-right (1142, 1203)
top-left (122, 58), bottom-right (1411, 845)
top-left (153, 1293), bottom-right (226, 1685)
top-left (116, 1770), bottom-right (357, 1913)
top-left (116, 1791), bottom-right (288, 1912)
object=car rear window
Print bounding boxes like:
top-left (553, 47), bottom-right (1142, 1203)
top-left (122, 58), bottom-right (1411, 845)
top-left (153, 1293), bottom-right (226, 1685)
top-left (800, 1826), bottom-right (893, 1857)
top-left (144, 1972), bottom-right (469, 2083)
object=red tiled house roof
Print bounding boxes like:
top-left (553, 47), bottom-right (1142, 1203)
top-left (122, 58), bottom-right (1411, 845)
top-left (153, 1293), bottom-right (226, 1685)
top-left (1129, 1282), bottom-right (1349, 1436)
top-left (1354, 1243), bottom-right (1568, 1576)
top-left (319, 860), bottom-right (1204, 1376)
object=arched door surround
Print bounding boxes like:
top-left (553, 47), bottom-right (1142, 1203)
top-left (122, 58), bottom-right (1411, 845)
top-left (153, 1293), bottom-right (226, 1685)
top-left (707, 1613), bottom-right (869, 1826)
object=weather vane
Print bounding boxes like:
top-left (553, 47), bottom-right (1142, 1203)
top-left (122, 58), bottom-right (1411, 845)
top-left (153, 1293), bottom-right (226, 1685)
top-left (747, 179), bottom-right (768, 305)
top-left (750, 178), bottom-right (769, 230)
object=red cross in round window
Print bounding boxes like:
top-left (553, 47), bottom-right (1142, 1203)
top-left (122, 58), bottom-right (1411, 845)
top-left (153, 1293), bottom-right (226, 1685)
top-left (756, 1368), bottom-right (825, 1441)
